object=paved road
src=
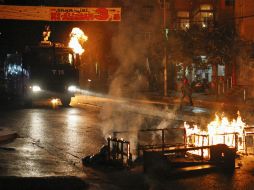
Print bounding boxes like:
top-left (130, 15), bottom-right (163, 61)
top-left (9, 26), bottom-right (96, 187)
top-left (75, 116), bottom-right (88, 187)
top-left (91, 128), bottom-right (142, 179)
top-left (0, 97), bottom-right (254, 190)
top-left (0, 106), bottom-right (106, 175)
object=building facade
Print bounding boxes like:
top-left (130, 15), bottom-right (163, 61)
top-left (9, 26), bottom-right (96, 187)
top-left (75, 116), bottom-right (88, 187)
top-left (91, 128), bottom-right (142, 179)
top-left (235, 0), bottom-right (254, 41)
top-left (235, 0), bottom-right (254, 93)
top-left (77, 0), bottom-right (237, 94)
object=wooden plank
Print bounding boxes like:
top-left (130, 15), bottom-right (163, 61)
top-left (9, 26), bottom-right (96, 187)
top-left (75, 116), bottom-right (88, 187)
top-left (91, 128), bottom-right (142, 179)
top-left (0, 5), bottom-right (121, 21)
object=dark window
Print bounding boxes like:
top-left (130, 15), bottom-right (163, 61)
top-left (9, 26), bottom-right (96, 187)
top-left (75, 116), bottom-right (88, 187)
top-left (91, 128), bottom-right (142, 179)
top-left (122, 6), bottom-right (132, 18)
top-left (159, 0), bottom-right (170, 9)
top-left (144, 32), bottom-right (151, 41)
top-left (225, 0), bottom-right (234, 6)
top-left (33, 49), bottom-right (53, 65)
top-left (250, 45), bottom-right (254, 59)
top-left (143, 6), bottom-right (153, 18)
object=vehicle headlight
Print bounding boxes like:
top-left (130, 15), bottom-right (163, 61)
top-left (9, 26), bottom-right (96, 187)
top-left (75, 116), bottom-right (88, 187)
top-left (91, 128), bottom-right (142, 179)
top-left (68, 85), bottom-right (77, 92)
top-left (31, 85), bottom-right (41, 92)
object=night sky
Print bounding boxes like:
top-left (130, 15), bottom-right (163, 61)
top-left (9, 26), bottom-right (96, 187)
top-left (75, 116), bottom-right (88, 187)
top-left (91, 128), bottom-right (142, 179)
top-left (0, 0), bottom-right (111, 51)
top-left (1, 20), bottom-right (77, 47)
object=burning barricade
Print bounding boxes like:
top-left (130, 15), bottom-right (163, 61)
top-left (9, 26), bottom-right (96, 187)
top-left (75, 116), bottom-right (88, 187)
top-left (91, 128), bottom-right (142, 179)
top-left (184, 111), bottom-right (246, 156)
top-left (83, 112), bottom-right (253, 174)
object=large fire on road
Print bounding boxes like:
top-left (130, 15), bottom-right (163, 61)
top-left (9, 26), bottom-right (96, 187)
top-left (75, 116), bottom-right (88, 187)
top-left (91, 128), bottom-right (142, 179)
top-left (184, 111), bottom-right (247, 157)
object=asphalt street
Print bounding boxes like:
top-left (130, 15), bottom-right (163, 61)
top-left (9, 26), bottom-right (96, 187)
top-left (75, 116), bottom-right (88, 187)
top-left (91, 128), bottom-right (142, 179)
top-left (0, 96), bottom-right (254, 189)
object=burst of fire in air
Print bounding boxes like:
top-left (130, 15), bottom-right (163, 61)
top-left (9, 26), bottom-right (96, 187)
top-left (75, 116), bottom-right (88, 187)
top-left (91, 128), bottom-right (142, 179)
top-left (68, 27), bottom-right (88, 55)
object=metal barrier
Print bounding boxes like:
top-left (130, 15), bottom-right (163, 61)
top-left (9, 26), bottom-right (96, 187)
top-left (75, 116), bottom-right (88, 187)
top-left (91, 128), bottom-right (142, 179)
top-left (113, 127), bottom-right (187, 157)
top-left (244, 127), bottom-right (254, 154)
top-left (107, 137), bottom-right (131, 167)
top-left (112, 127), bottom-right (237, 172)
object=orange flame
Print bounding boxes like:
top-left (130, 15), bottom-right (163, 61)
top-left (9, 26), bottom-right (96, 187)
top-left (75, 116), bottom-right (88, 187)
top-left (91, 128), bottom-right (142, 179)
top-left (184, 111), bottom-right (247, 157)
top-left (68, 27), bottom-right (88, 55)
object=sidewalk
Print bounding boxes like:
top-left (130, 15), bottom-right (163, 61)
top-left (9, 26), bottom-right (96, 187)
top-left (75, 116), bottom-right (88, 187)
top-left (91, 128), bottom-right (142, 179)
top-left (74, 90), bottom-right (254, 112)
top-left (147, 91), bottom-right (254, 111)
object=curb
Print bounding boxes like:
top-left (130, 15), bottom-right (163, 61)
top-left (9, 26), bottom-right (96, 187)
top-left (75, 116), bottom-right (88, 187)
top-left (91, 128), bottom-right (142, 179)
top-left (74, 94), bottom-right (254, 113)
top-left (0, 176), bottom-right (88, 190)
top-left (150, 94), bottom-right (254, 111)
top-left (0, 129), bottom-right (18, 144)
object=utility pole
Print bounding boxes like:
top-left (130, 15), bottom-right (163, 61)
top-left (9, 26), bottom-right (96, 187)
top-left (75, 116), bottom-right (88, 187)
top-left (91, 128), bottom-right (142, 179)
top-left (163, 0), bottom-right (168, 97)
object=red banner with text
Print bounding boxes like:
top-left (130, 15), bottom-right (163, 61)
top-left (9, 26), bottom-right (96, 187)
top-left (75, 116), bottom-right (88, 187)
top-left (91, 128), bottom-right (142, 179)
top-left (0, 5), bottom-right (121, 21)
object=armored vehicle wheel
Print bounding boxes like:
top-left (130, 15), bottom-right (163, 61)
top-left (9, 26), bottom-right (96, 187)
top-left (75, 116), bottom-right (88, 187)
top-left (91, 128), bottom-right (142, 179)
top-left (61, 97), bottom-right (71, 107)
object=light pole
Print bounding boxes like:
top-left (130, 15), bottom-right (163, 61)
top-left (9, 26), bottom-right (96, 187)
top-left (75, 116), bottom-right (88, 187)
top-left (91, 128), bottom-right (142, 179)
top-left (163, 0), bottom-right (168, 97)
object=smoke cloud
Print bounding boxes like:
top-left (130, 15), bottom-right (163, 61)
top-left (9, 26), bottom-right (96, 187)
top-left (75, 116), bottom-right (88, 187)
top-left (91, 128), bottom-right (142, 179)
top-left (98, 1), bottom-right (181, 156)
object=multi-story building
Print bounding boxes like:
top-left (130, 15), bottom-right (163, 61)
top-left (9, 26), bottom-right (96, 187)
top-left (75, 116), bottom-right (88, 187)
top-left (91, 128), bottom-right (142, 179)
top-left (172, 0), bottom-right (192, 30)
top-left (171, 0), bottom-right (234, 29)
top-left (235, 0), bottom-right (254, 93)
top-left (169, 0), bottom-right (235, 92)
top-left (79, 0), bottom-right (237, 93)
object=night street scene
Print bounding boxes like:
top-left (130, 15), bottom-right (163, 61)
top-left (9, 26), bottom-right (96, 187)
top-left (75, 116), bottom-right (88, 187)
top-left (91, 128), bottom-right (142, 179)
top-left (1, 0), bottom-right (254, 190)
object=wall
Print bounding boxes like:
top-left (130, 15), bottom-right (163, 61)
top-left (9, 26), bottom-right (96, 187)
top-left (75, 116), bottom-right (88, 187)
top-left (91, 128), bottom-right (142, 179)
top-left (235, 0), bottom-right (254, 41)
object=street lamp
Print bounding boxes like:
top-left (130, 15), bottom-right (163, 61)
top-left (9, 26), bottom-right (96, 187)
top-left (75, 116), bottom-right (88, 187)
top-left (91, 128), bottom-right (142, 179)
top-left (163, 0), bottom-right (168, 97)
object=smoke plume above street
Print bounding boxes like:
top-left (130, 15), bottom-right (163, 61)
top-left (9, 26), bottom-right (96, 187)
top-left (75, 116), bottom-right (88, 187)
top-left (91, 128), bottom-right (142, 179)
top-left (98, 2), bottom-right (178, 147)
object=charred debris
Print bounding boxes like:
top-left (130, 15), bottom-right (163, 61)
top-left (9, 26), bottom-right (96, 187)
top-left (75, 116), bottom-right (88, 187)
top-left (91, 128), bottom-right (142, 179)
top-left (81, 118), bottom-right (252, 176)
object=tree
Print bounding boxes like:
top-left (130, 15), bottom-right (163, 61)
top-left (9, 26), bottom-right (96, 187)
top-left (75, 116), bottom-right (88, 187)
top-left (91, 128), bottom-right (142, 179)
top-left (169, 23), bottom-right (239, 93)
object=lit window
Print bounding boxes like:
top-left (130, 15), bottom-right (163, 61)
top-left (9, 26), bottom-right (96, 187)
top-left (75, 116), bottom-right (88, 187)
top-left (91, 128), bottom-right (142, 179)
top-left (177, 11), bottom-right (189, 18)
top-left (177, 11), bottom-right (190, 30)
top-left (200, 4), bottom-right (212, 11)
top-left (178, 19), bottom-right (190, 30)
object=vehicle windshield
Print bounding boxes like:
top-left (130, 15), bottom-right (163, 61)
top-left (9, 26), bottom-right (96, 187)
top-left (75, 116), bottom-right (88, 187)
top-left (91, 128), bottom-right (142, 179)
top-left (55, 52), bottom-right (74, 65)
top-left (30, 48), bottom-right (74, 66)
top-left (34, 48), bottom-right (53, 65)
